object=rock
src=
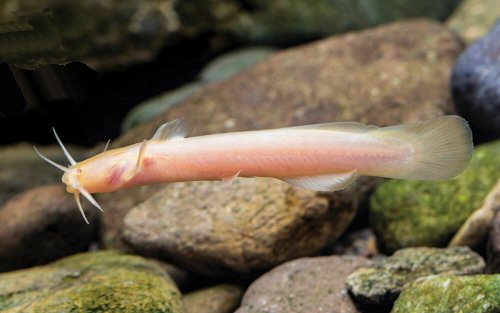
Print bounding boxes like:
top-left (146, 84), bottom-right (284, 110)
top-left (449, 179), bottom-right (500, 248)
top-left (184, 284), bottom-right (243, 313)
top-left (392, 274), bottom-right (500, 313)
top-left (235, 256), bottom-right (369, 313)
top-left (0, 251), bottom-right (184, 313)
top-left (122, 178), bottom-right (356, 276)
top-left (122, 83), bottom-right (203, 132)
top-left (115, 20), bottom-right (462, 262)
top-left (327, 228), bottom-right (379, 257)
top-left (199, 47), bottom-right (277, 83)
top-left (98, 185), bottom-right (165, 249)
top-left (346, 247), bottom-right (485, 308)
top-left (0, 143), bottom-right (87, 207)
top-left (0, 0), bottom-right (179, 70)
top-left (121, 47), bottom-right (276, 132)
top-left (451, 19), bottom-right (500, 138)
top-left (177, 0), bottom-right (461, 44)
top-left (0, 184), bottom-right (98, 272)
top-left (116, 19), bottom-right (461, 147)
top-left (371, 140), bottom-right (500, 253)
top-left (487, 207), bottom-right (500, 273)
top-left (446, 0), bottom-right (500, 44)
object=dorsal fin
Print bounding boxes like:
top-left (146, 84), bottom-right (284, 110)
top-left (151, 119), bottom-right (188, 141)
top-left (287, 122), bottom-right (378, 133)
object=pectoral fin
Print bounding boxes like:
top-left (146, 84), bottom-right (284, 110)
top-left (280, 170), bottom-right (359, 191)
top-left (125, 140), bottom-right (148, 181)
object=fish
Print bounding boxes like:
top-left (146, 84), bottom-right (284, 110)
top-left (35, 115), bottom-right (473, 224)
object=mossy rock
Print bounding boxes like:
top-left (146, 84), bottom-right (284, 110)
top-left (371, 140), bottom-right (500, 253)
top-left (392, 274), bottom-right (500, 313)
top-left (0, 251), bottom-right (184, 313)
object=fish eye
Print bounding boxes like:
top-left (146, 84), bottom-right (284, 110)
top-left (77, 169), bottom-right (83, 174)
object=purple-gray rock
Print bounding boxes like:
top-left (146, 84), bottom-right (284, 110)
top-left (451, 19), bottom-right (500, 139)
top-left (235, 256), bottom-right (370, 313)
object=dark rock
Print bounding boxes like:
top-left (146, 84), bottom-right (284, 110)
top-left (346, 247), bottom-right (485, 308)
top-left (392, 274), bottom-right (500, 313)
top-left (0, 251), bottom-right (184, 312)
top-left (0, 184), bottom-right (98, 272)
top-left (451, 19), bottom-right (500, 139)
top-left (177, 0), bottom-right (461, 44)
top-left (487, 202), bottom-right (500, 273)
top-left (235, 256), bottom-right (369, 313)
top-left (0, 0), bottom-right (179, 70)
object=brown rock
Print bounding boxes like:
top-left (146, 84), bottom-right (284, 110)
top-left (122, 178), bottom-right (356, 275)
top-left (235, 256), bottom-right (369, 313)
top-left (0, 185), bottom-right (98, 272)
top-left (116, 19), bottom-right (461, 147)
top-left (184, 284), bottom-right (243, 313)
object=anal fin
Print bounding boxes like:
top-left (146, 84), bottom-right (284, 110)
top-left (281, 170), bottom-right (359, 192)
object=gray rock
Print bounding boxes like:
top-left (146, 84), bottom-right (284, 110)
top-left (392, 274), bottom-right (500, 313)
top-left (199, 47), bottom-right (277, 83)
top-left (122, 178), bottom-right (356, 276)
top-left (184, 284), bottom-right (243, 313)
top-left (0, 251), bottom-right (184, 313)
top-left (346, 247), bottom-right (485, 307)
top-left (0, 184), bottom-right (98, 272)
top-left (122, 83), bottom-right (203, 132)
top-left (235, 256), bottom-right (369, 313)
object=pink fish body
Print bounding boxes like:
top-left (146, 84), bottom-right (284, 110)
top-left (35, 115), bottom-right (473, 223)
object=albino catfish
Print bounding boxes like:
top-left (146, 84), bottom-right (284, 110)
top-left (35, 115), bottom-right (473, 223)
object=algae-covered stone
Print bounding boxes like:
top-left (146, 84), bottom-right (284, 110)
top-left (371, 140), bottom-right (500, 253)
top-left (447, 0), bottom-right (500, 44)
top-left (346, 247), bottom-right (485, 307)
top-left (0, 251), bottom-right (184, 313)
top-left (184, 284), bottom-right (243, 313)
top-left (392, 274), bottom-right (500, 313)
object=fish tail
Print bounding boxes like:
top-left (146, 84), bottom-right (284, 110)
top-left (373, 115), bottom-right (473, 180)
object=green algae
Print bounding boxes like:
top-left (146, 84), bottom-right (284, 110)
top-left (0, 251), bottom-right (184, 313)
top-left (346, 247), bottom-right (484, 306)
top-left (392, 274), bottom-right (500, 313)
top-left (371, 141), bottom-right (500, 253)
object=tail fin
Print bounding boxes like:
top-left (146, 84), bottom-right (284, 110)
top-left (374, 115), bottom-right (473, 180)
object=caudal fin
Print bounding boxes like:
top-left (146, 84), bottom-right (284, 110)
top-left (374, 115), bottom-right (473, 180)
